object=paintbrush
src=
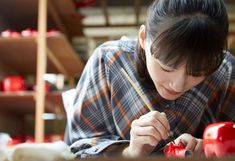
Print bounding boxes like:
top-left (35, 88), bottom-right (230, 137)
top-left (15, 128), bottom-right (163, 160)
top-left (168, 131), bottom-right (175, 144)
top-left (120, 68), bottom-right (175, 144)
top-left (120, 68), bottom-right (154, 111)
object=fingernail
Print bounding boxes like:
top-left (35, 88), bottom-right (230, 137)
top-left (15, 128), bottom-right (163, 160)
top-left (185, 150), bottom-right (193, 157)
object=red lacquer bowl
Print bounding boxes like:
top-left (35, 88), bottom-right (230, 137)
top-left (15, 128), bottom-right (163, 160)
top-left (203, 122), bottom-right (235, 157)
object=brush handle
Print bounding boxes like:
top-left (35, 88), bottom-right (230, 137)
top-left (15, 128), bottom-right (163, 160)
top-left (120, 68), bottom-right (154, 111)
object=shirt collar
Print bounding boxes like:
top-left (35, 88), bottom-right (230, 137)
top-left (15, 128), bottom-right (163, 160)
top-left (119, 36), bottom-right (137, 53)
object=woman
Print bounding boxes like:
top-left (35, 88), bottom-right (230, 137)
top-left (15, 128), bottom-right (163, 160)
top-left (64, 0), bottom-right (235, 158)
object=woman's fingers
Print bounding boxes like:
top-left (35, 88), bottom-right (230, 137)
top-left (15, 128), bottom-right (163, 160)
top-left (130, 134), bottom-right (160, 146)
top-left (194, 139), bottom-right (203, 155)
top-left (158, 112), bottom-right (171, 130)
top-left (185, 138), bottom-right (203, 155)
top-left (140, 112), bottom-right (170, 130)
top-left (173, 133), bottom-right (204, 155)
top-left (184, 137), bottom-right (197, 151)
top-left (127, 111), bottom-right (171, 157)
top-left (131, 125), bottom-right (162, 143)
top-left (134, 119), bottom-right (168, 139)
top-left (137, 111), bottom-right (170, 139)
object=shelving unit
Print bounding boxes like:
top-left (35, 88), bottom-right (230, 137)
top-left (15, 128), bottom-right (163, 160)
top-left (0, 35), bottom-right (84, 77)
top-left (0, 0), bottom-right (83, 38)
top-left (0, 0), bottom-right (85, 142)
top-left (0, 91), bottom-right (63, 116)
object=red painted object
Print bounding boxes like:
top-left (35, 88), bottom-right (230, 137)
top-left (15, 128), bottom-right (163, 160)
top-left (7, 136), bottom-right (23, 146)
top-left (164, 142), bottom-right (192, 158)
top-left (33, 83), bottom-right (50, 93)
top-left (75, 0), bottom-right (96, 8)
top-left (46, 29), bottom-right (61, 37)
top-left (203, 122), bottom-right (235, 157)
top-left (2, 76), bottom-right (25, 92)
top-left (1, 29), bottom-right (20, 38)
top-left (21, 28), bottom-right (38, 37)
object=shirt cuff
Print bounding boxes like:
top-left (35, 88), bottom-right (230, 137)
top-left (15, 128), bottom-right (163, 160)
top-left (70, 139), bottom-right (129, 158)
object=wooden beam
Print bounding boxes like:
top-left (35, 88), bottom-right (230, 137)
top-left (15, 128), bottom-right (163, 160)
top-left (34, 39), bottom-right (69, 77)
top-left (228, 35), bottom-right (235, 48)
top-left (47, 35), bottom-right (85, 77)
top-left (46, 47), bottom-right (69, 77)
top-left (99, 0), bottom-right (109, 26)
top-left (84, 18), bottom-right (234, 28)
top-left (229, 31), bottom-right (235, 35)
top-left (134, 0), bottom-right (141, 26)
top-left (35, 0), bottom-right (47, 143)
top-left (225, 0), bottom-right (235, 4)
top-left (84, 23), bottom-right (139, 28)
top-left (230, 19), bottom-right (235, 24)
top-left (48, 0), bottom-right (69, 38)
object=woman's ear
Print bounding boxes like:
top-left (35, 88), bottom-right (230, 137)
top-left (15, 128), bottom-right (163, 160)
top-left (138, 24), bottom-right (146, 50)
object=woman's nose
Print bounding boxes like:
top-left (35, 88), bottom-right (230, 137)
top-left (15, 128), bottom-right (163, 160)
top-left (169, 75), bottom-right (186, 93)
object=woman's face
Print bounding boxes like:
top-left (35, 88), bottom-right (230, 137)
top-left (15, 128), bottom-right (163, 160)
top-left (144, 41), bottom-right (205, 100)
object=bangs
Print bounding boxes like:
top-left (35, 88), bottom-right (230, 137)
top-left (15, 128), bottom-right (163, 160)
top-left (150, 15), bottom-right (226, 76)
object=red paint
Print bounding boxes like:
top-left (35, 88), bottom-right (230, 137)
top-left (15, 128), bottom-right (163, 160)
top-left (164, 142), bottom-right (192, 158)
top-left (203, 122), bottom-right (235, 157)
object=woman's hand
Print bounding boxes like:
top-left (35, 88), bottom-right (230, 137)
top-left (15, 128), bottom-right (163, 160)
top-left (123, 111), bottom-right (170, 157)
top-left (173, 133), bottom-right (203, 156)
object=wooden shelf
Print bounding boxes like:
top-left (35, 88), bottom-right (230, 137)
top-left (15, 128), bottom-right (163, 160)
top-left (0, 0), bottom-right (84, 140)
top-left (0, 91), bottom-right (64, 116)
top-left (0, 35), bottom-right (85, 77)
top-left (0, 0), bottom-right (83, 37)
top-left (47, 35), bottom-right (85, 77)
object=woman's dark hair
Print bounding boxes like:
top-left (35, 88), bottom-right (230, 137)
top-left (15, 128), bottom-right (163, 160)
top-left (136, 0), bottom-right (228, 87)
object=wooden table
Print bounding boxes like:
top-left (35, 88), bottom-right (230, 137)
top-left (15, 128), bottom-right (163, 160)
top-left (57, 156), bottom-right (235, 161)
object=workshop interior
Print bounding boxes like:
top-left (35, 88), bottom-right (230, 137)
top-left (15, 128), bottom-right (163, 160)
top-left (0, 0), bottom-right (235, 161)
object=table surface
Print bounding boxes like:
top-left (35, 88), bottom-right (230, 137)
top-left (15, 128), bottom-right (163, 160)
top-left (56, 156), bottom-right (235, 161)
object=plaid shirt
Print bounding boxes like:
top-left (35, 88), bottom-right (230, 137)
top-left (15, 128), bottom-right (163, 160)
top-left (63, 37), bottom-right (235, 158)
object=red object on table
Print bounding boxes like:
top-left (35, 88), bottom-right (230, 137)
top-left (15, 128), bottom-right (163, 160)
top-left (164, 142), bottom-right (192, 158)
top-left (2, 76), bottom-right (25, 92)
top-left (203, 122), bottom-right (235, 157)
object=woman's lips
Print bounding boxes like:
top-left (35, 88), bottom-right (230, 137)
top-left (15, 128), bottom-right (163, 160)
top-left (163, 87), bottom-right (181, 95)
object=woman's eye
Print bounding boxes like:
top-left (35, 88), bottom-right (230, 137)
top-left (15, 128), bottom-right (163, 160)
top-left (160, 67), bottom-right (173, 72)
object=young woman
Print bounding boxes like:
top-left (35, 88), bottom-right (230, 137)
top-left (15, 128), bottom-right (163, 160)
top-left (64, 0), bottom-right (235, 158)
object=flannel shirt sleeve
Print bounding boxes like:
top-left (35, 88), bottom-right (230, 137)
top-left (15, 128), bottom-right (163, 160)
top-left (218, 54), bottom-right (235, 122)
top-left (63, 46), bottom-right (129, 158)
top-left (220, 78), bottom-right (235, 122)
